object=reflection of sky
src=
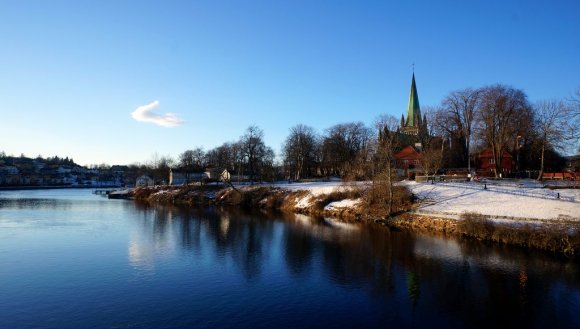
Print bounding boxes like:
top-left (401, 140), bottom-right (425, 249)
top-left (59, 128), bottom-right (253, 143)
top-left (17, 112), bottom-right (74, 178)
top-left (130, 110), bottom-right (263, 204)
top-left (220, 216), bottom-right (230, 238)
top-left (128, 236), bottom-right (155, 274)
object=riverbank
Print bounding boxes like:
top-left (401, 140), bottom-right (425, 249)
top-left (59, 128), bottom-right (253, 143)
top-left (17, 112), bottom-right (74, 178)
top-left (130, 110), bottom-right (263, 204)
top-left (131, 182), bottom-right (413, 220)
top-left (130, 180), bottom-right (580, 256)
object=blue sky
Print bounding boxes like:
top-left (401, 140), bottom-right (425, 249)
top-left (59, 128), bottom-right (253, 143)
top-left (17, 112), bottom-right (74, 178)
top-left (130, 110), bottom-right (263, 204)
top-left (1, 0), bottom-right (579, 166)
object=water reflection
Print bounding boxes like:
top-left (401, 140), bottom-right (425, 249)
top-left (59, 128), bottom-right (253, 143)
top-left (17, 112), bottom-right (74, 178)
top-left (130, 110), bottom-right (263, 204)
top-left (130, 203), bottom-right (580, 327)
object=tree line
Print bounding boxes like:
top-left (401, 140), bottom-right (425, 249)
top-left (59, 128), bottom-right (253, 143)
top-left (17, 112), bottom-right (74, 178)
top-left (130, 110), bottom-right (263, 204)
top-left (131, 84), bottom-right (580, 183)
top-left (427, 85), bottom-right (578, 179)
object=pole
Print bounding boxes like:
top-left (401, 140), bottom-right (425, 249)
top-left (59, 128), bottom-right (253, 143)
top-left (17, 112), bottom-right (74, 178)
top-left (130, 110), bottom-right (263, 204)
top-left (516, 135), bottom-right (521, 178)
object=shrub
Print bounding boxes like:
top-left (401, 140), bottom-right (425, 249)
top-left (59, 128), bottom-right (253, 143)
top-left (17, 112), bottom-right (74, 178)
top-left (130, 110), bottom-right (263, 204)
top-left (364, 183), bottom-right (414, 217)
top-left (457, 212), bottom-right (495, 240)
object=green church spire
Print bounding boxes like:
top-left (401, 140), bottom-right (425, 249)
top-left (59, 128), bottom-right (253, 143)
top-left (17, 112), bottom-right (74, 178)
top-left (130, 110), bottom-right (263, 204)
top-left (405, 73), bottom-right (421, 127)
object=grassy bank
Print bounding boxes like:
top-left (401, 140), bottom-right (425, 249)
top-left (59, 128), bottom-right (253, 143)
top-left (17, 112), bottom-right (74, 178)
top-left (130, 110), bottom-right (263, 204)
top-left (384, 212), bottom-right (580, 256)
top-left (455, 212), bottom-right (580, 256)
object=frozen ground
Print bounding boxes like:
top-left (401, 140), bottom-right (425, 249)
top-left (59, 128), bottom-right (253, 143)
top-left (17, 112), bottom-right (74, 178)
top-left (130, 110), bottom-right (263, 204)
top-left (257, 179), bottom-right (580, 222)
top-left (402, 180), bottom-right (580, 221)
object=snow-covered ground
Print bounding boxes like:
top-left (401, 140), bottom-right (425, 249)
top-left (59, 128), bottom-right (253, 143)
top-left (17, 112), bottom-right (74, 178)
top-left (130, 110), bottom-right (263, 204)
top-left (255, 180), bottom-right (580, 222)
top-left (403, 180), bottom-right (580, 221)
top-left (268, 181), bottom-right (349, 196)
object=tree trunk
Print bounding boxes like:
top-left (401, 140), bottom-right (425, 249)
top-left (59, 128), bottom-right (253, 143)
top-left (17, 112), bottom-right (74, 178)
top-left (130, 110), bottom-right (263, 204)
top-left (466, 137), bottom-right (471, 174)
top-left (490, 146), bottom-right (499, 178)
top-left (537, 141), bottom-right (545, 181)
top-left (386, 159), bottom-right (393, 216)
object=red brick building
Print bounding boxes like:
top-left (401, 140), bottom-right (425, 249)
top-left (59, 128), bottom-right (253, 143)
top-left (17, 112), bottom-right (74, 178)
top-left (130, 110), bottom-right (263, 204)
top-left (394, 145), bottom-right (422, 177)
top-left (475, 148), bottom-right (514, 176)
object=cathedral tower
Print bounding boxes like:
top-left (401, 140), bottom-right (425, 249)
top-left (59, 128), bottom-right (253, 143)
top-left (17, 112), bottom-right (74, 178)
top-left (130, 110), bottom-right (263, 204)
top-left (401, 73), bottom-right (422, 135)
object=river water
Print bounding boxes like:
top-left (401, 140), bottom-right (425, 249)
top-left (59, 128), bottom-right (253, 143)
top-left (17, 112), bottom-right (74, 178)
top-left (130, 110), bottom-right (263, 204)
top-left (0, 189), bottom-right (578, 328)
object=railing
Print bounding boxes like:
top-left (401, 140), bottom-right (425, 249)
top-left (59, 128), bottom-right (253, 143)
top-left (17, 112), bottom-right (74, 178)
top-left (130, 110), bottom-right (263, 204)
top-left (431, 181), bottom-right (577, 203)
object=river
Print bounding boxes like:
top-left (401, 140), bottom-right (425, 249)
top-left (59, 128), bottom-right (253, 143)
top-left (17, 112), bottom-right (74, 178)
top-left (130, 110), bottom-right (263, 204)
top-left (0, 189), bottom-right (578, 328)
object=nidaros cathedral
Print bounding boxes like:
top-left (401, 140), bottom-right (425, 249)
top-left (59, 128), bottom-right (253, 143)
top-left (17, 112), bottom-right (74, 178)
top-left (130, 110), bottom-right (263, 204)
top-left (399, 72), bottom-right (429, 149)
top-left (395, 72), bottom-right (482, 173)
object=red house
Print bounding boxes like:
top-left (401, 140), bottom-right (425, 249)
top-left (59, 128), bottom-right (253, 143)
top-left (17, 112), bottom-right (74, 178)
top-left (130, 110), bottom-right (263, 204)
top-left (394, 145), bottom-right (422, 177)
top-left (475, 148), bottom-right (514, 176)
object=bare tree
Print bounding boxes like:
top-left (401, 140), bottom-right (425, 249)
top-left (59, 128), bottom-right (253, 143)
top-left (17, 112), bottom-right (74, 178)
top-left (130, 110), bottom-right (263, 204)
top-left (148, 152), bottom-right (174, 184)
top-left (441, 88), bottom-right (480, 172)
top-left (178, 147), bottom-right (206, 183)
top-left (376, 116), bottom-right (400, 216)
top-left (320, 122), bottom-right (373, 179)
top-left (179, 147), bottom-right (205, 171)
top-left (206, 142), bottom-right (239, 173)
top-left (567, 87), bottom-right (580, 152)
top-left (282, 124), bottom-right (319, 181)
top-left (239, 125), bottom-right (270, 183)
top-left (533, 100), bottom-right (576, 180)
top-left (420, 144), bottom-right (443, 177)
top-left (477, 85), bottom-right (532, 177)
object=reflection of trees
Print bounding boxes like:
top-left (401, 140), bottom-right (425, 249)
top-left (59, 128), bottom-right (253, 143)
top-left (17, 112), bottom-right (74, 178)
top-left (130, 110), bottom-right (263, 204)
top-left (282, 218), bottom-right (315, 277)
top-left (132, 204), bottom-right (276, 282)
top-left (281, 214), bottom-right (580, 327)
top-left (406, 271), bottom-right (420, 307)
top-left (130, 203), bottom-right (580, 327)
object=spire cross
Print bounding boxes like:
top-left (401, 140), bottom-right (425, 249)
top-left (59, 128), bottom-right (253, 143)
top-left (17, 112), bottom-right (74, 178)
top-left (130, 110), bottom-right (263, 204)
top-left (412, 63), bottom-right (415, 73)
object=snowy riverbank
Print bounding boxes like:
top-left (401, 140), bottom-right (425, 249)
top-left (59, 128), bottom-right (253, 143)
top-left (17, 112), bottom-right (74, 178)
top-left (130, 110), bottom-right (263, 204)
top-left (266, 179), bottom-right (580, 255)
top-left (402, 180), bottom-right (579, 222)
top-left (132, 179), bottom-right (580, 254)
top-left (260, 179), bottom-right (579, 222)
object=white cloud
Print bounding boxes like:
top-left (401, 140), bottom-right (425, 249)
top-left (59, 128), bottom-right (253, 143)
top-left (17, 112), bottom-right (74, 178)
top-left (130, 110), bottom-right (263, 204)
top-left (131, 100), bottom-right (184, 127)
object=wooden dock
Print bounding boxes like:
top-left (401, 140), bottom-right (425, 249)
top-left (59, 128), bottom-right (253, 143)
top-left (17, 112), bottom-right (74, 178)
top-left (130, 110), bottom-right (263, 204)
top-left (93, 189), bottom-right (113, 195)
top-left (107, 188), bottom-right (135, 199)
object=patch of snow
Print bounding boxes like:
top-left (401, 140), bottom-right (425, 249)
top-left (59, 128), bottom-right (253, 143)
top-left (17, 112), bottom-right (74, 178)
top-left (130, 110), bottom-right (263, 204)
top-left (295, 194), bottom-right (313, 209)
top-left (403, 181), bottom-right (580, 221)
top-left (225, 180), bottom-right (579, 223)
top-left (324, 198), bottom-right (361, 211)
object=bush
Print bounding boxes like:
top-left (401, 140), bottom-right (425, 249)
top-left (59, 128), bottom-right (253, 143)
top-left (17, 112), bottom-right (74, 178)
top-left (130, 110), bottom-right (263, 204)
top-left (364, 183), bottom-right (414, 217)
top-left (457, 212), bottom-right (495, 239)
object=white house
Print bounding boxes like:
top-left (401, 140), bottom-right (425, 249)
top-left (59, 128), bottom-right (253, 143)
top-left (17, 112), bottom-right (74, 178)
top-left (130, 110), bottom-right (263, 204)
top-left (136, 175), bottom-right (154, 187)
top-left (169, 168), bottom-right (230, 185)
top-left (206, 168), bottom-right (231, 182)
top-left (169, 169), bottom-right (209, 185)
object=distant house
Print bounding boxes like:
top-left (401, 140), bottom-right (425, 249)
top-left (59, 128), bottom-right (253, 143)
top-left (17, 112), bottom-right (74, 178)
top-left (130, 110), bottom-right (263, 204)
top-left (136, 175), bottom-right (154, 187)
top-left (32, 160), bottom-right (45, 173)
top-left (57, 166), bottom-right (72, 174)
top-left (169, 169), bottom-right (208, 186)
top-left (475, 148), bottom-right (514, 175)
top-left (206, 168), bottom-right (231, 182)
top-left (0, 166), bottom-right (19, 175)
top-left (394, 145), bottom-right (422, 177)
top-left (169, 168), bottom-right (231, 185)
top-left (0, 166), bottom-right (20, 185)
top-left (566, 155), bottom-right (580, 172)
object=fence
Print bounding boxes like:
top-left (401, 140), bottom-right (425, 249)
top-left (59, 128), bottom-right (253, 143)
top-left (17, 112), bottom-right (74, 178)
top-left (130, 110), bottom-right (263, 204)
top-left (432, 180), bottom-right (577, 203)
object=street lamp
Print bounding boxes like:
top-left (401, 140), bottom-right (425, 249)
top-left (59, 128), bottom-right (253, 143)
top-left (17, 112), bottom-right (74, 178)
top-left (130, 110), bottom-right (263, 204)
top-left (516, 135), bottom-right (522, 177)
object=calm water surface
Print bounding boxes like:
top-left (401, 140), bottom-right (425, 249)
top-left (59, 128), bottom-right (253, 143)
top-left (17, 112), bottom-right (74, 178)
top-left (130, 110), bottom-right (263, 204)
top-left (0, 189), bottom-right (579, 328)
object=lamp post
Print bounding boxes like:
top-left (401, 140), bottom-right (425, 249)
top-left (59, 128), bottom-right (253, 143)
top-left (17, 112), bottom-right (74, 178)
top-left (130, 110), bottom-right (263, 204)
top-left (516, 135), bottom-right (522, 177)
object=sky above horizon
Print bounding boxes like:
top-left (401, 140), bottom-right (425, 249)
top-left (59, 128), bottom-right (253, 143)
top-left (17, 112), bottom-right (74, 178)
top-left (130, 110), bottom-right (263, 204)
top-left (1, 0), bottom-right (579, 166)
